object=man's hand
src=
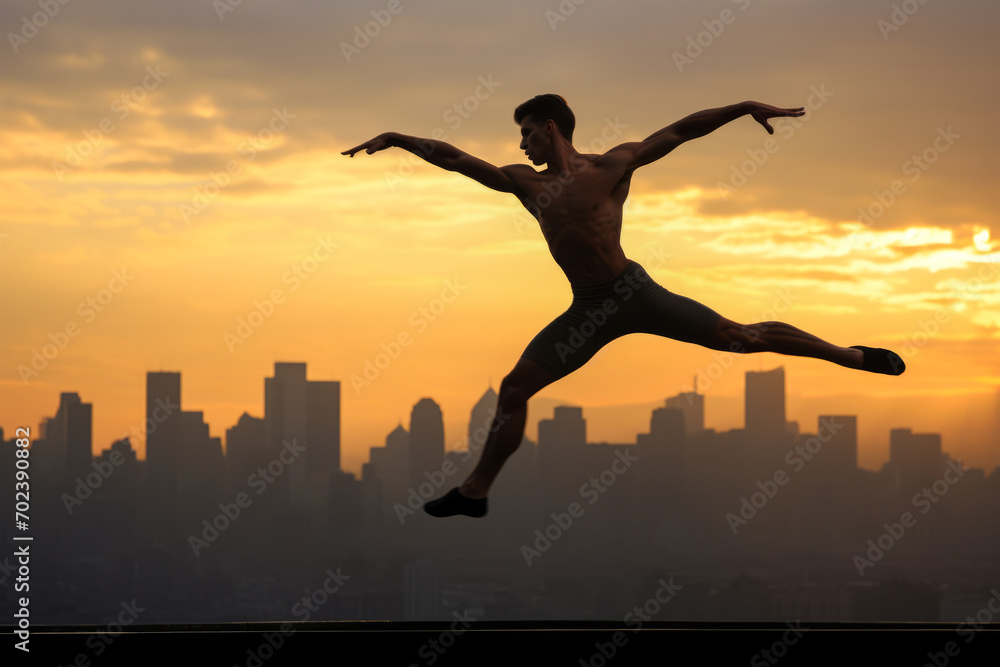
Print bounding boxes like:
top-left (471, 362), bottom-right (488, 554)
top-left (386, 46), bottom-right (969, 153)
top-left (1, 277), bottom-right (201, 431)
top-left (621, 100), bottom-right (806, 172)
top-left (747, 102), bottom-right (805, 135)
top-left (342, 132), bottom-right (397, 157)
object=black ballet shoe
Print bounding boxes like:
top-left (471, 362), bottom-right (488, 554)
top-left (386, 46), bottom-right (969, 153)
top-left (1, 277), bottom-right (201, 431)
top-left (423, 487), bottom-right (488, 518)
top-left (850, 346), bottom-right (905, 376)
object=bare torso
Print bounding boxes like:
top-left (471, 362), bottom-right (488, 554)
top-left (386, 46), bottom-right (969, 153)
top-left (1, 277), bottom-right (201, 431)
top-left (505, 153), bottom-right (633, 287)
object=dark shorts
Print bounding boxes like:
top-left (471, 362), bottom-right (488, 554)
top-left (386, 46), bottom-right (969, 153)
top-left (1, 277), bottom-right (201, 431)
top-left (520, 260), bottom-right (723, 380)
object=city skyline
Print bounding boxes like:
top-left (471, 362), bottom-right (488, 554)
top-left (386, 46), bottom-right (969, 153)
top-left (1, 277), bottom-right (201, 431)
top-left (8, 358), bottom-right (998, 628)
top-left (9, 361), bottom-right (997, 481)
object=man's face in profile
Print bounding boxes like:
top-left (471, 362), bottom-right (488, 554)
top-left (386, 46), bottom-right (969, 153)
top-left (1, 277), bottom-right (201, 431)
top-left (519, 118), bottom-right (549, 166)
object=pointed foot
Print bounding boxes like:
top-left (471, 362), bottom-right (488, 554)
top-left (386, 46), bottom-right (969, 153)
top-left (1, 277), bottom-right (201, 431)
top-left (849, 346), bottom-right (905, 375)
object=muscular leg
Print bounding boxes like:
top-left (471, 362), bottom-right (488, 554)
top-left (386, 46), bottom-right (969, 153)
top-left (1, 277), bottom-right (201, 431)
top-left (621, 268), bottom-right (876, 371)
top-left (706, 317), bottom-right (866, 369)
top-left (461, 356), bottom-right (556, 497)
top-left (423, 356), bottom-right (557, 517)
top-left (612, 260), bottom-right (902, 374)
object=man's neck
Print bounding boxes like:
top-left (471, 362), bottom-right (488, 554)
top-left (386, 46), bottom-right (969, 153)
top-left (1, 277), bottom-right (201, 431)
top-left (545, 140), bottom-right (585, 174)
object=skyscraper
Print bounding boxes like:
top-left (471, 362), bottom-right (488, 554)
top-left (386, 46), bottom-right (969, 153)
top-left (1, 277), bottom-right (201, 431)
top-left (468, 386), bottom-right (499, 453)
top-left (307, 379), bottom-right (341, 474)
top-left (146, 371), bottom-right (181, 474)
top-left (647, 406), bottom-right (685, 446)
top-left (538, 406), bottom-right (586, 448)
top-left (265, 362), bottom-right (308, 467)
top-left (366, 422), bottom-right (410, 526)
top-left (537, 406), bottom-right (586, 495)
top-left (30, 392), bottom-right (93, 489)
top-left (58, 392), bottom-right (93, 483)
top-left (226, 412), bottom-right (267, 476)
top-left (175, 409), bottom-right (223, 529)
top-left (264, 364), bottom-right (340, 471)
top-left (745, 367), bottom-right (786, 439)
top-left (264, 362), bottom-right (342, 512)
top-left (637, 405), bottom-right (686, 505)
top-left (665, 377), bottom-right (704, 434)
top-left (889, 428), bottom-right (943, 491)
top-left (408, 398), bottom-right (444, 491)
top-left (146, 372), bottom-right (182, 534)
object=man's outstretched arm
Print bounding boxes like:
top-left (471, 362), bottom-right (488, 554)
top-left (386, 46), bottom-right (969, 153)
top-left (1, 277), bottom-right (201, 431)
top-left (342, 132), bottom-right (521, 194)
top-left (615, 101), bottom-right (805, 171)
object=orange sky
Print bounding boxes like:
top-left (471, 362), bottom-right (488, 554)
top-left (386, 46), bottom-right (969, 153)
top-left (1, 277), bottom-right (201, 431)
top-left (2, 0), bottom-right (998, 477)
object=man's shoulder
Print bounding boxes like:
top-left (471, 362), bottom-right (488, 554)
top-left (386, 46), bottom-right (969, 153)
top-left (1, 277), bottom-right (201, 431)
top-left (595, 142), bottom-right (640, 163)
top-left (499, 164), bottom-right (538, 176)
top-left (498, 163), bottom-right (541, 186)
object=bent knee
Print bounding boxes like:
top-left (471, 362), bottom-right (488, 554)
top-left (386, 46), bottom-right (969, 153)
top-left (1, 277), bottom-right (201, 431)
top-left (498, 377), bottom-right (532, 410)
top-left (497, 357), bottom-right (557, 408)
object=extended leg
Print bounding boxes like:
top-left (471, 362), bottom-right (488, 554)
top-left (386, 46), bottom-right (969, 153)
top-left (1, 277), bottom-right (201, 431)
top-left (706, 317), bottom-right (904, 374)
top-left (423, 356), bottom-right (557, 518)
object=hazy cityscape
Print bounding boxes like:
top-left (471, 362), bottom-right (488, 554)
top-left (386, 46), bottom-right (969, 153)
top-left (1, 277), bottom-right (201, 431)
top-left (5, 362), bottom-right (1000, 629)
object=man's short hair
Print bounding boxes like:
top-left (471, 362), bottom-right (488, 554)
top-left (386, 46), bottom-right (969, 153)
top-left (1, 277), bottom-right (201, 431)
top-left (514, 94), bottom-right (575, 142)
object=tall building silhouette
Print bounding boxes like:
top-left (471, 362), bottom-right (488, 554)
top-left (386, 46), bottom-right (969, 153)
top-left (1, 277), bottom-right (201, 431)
top-left (468, 385), bottom-right (499, 453)
top-left (144, 372), bottom-right (223, 536)
top-left (265, 363), bottom-right (308, 510)
top-left (744, 367), bottom-right (786, 438)
top-left (146, 372), bottom-right (181, 463)
top-left (264, 362), bottom-right (341, 513)
top-left (33, 392), bottom-right (92, 486)
top-left (175, 409), bottom-right (223, 531)
top-left (61, 392), bottom-right (93, 483)
top-left (146, 372), bottom-right (182, 536)
top-left (889, 428), bottom-right (943, 491)
top-left (455, 385), bottom-right (500, 484)
top-left (96, 437), bottom-right (138, 498)
top-left (666, 378), bottom-right (704, 434)
top-left (537, 406), bottom-right (586, 496)
top-left (368, 423), bottom-right (409, 523)
top-left (637, 405), bottom-right (686, 506)
top-left (29, 392), bottom-right (93, 541)
top-left (32, 392), bottom-right (92, 485)
top-left (643, 406), bottom-right (685, 446)
top-left (307, 379), bottom-right (341, 474)
top-left (538, 406), bottom-right (586, 448)
top-left (408, 398), bottom-right (444, 491)
top-left (226, 412), bottom-right (267, 489)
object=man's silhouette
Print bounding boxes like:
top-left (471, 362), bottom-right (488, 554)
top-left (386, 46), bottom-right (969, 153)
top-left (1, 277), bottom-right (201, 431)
top-left (343, 94), bottom-right (904, 518)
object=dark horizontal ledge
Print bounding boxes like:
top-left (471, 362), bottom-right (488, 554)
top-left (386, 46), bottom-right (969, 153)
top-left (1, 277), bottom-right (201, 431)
top-left (9, 620), bottom-right (1000, 667)
top-left (15, 619), bottom-right (1000, 633)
